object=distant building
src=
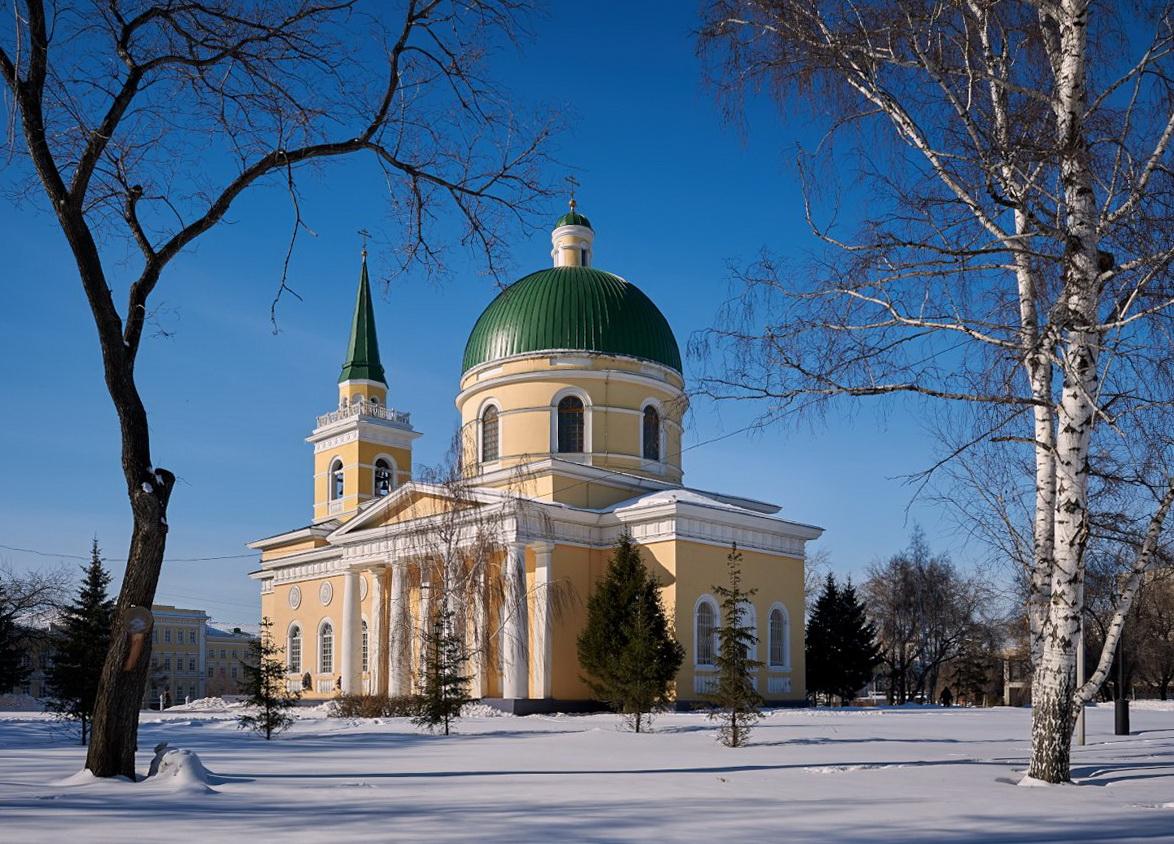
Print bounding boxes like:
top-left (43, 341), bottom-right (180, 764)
top-left (144, 604), bottom-right (208, 707)
top-left (205, 626), bottom-right (257, 697)
top-left (143, 605), bottom-right (256, 707)
top-left (11, 626), bottom-right (54, 698)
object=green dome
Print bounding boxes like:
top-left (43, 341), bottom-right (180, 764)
top-left (462, 266), bottom-right (682, 374)
top-left (554, 210), bottom-right (592, 230)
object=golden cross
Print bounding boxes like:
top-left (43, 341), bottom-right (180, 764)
top-left (358, 228), bottom-right (372, 258)
top-left (565, 175), bottom-right (580, 211)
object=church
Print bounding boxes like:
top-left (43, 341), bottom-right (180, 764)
top-left (249, 204), bottom-right (822, 711)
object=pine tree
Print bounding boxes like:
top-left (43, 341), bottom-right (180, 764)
top-left (414, 603), bottom-right (472, 735)
top-left (833, 578), bottom-right (881, 704)
top-left (238, 617), bottom-right (300, 739)
top-left (707, 544), bottom-right (763, 747)
top-left (804, 574), bottom-right (840, 705)
top-left (577, 532), bottom-right (685, 732)
top-left (0, 581), bottom-right (28, 694)
top-left (46, 539), bottom-right (116, 744)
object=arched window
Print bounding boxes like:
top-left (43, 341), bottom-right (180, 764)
top-left (481, 405), bottom-right (500, 463)
top-left (319, 622), bottom-right (334, 674)
top-left (557, 396), bottom-right (585, 453)
top-left (695, 599), bottom-right (717, 666)
top-left (374, 459), bottom-right (392, 497)
top-left (369, 395), bottom-right (380, 407)
top-left (329, 459), bottom-right (344, 501)
top-left (769, 604), bottom-right (790, 669)
top-left (361, 620), bottom-right (369, 672)
top-left (288, 625), bottom-right (302, 673)
top-left (642, 405), bottom-right (661, 461)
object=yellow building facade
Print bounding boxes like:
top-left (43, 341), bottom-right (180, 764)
top-left (250, 208), bottom-right (822, 711)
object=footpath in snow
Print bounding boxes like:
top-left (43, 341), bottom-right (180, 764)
top-left (0, 702), bottom-right (1172, 842)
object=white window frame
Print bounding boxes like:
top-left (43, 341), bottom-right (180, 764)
top-left (693, 594), bottom-right (719, 669)
top-left (361, 618), bottom-right (369, 673)
top-left (372, 453), bottom-right (398, 497)
top-left (738, 600), bottom-right (759, 663)
top-left (287, 622), bottom-right (303, 674)
top-left (478, 398), bottom-right (503, 465)
top-left (550, 387), bottom-right (592, 457)
top-left (767, 602), bottom-right (791, 671)
top-left (328, 458), bottom-right (344, 501)
top-left (639, 399), bottom-right (665, 464)
top-left (318, 618), bottom-right (335, 675)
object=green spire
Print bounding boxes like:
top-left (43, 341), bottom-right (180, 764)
top-left (338, 252), bottom-right (386, 384)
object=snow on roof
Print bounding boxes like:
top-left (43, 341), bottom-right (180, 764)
top-left (605, 487), bottom-right (779, 516)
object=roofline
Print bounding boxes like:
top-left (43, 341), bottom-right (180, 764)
top-left (247, 524), bottom-right (334, 551)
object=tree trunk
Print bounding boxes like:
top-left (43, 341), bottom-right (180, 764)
top-left (85, 475), bottom-right (174, 778)
top-left (1026, 0), bottom-right (1102, 784)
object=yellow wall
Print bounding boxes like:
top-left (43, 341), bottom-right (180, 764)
top-left (546, 537), bottom-right (805, 703)
top-left (312, 441), bottom-right (413, 522)
top-left (456, 353), bottom-right (687, 495)
top-left (261, 571), bottom-right (381, 700)
top-left (339, 381), bottom-right (387, 406)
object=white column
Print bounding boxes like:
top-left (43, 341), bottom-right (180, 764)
top-left (388, 562), bottom-right (409, 696)
top-left (369, 566), bottom-right (387, 696)
top-left (532, 542), bottom-right (554, 699)
top-left (340, 568), bottom-right (361, 694)
top-left (470, 566), bottom-right (488, 699)
top-left (501, 542), bottom-right (529, 699)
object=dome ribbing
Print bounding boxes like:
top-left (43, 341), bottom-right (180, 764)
top-left (462, 266), bottom-right (681, 374)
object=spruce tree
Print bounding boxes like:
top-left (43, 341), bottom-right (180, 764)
top-left (833, 578), bottom-right (881, 704)
top-left (414, 603), bottom-right (472, 735)
top-left (0, 580), bottom-right (28, 694)
top-left (577, 532), bottom-right (684, 732)
top-left (707, 544), bottom-right (763, 747)
top-left (804, 574), bottom-right (840, 705)
top-left (46, 539), bottom-right (115, 743)
top-left (238, 617), bottom-right (300, 739)
top-left (805, 574), bottom-right (882, 706)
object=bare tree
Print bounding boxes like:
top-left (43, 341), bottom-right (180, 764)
top-left (1, 0), bottom-right (553, 778)
top-left (863, 530), bottom-right (989, 703)
top-left (1134, 570), bottom-right (1174, 700)
top-left (698, 0), bottom-right (1174, 782)
top-left (388, 434), bottom-right (572, 704)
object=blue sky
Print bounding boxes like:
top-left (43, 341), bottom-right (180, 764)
top-left (0, 2), bottom-right (972, 627)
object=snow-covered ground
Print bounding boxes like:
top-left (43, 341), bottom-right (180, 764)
top-left (1, 702), bottom-right (1172, 842)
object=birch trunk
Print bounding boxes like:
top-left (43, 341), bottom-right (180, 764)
top-left (1028, 0), bottom-right (1103, 783)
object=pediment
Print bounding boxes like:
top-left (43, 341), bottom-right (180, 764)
top-left (327, 481), bottom-right (504, 540)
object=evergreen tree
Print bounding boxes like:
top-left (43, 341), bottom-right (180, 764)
top-left (0, 581), bottom-right (28, 694)
top-left (805, 574), bottom-right (882, 706)
top-left (414, 603), bottom-right (472, 735)
top-left (707, 544), bottom-right (763, 747)
top-left (45, 539), bottom-right (115, 743)
top-left (238, 617), bottom-right (300, 739)
top-left (804, 574), bottom-right (840, 705)
top-left (577, 532), bottom-right (685, 732)
top-left (833, 578), bottom-right (881, 704)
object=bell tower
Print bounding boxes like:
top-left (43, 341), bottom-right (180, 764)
top-left (307, 247), bottom-right (419, 522)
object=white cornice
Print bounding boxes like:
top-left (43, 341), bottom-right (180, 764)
top-left (308, 416), bottom-right (421, 450)
top-left (247, 524), bottom-right (333, 551)
top-left (458, 354), bottom-right (685, 406)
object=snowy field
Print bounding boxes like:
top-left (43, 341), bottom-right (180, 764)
top-left (1, 702), bottom-right (1173, 843)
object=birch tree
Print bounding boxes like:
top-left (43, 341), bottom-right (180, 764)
top-left (1, 0), bottom-right (552, 779)
top-left (699, 0), bottom-right (1174, 782)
